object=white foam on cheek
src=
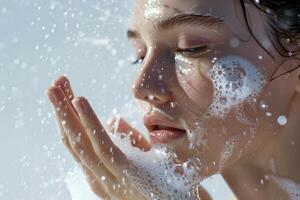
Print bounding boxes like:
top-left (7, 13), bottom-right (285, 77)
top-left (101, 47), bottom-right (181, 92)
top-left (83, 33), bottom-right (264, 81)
top-left (144, 0), bottom-right (164, 20)
top-left (110, 134), bottom-right (203, 200)
top-left (208, 55), bottom-right (266, 118)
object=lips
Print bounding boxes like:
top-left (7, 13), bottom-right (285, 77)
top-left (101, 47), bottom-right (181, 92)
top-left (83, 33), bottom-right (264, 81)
top-left (143, 113), bottom-right (187, 144)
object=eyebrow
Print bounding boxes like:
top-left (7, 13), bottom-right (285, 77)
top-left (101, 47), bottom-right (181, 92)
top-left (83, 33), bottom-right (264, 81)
top-left (127, 13), bottom-right (224, 39)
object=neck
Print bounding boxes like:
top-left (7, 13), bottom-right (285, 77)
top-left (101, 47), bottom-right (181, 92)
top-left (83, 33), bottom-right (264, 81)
top-left (222, 92), bottom-right (300, 200)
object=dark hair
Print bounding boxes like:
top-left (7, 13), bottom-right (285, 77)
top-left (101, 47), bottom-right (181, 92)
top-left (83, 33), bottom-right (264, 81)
top-left (239, 0), bottom-right (300, 80)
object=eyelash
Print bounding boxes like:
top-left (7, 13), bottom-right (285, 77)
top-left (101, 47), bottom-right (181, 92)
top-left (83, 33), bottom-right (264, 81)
top-left (178, 46), bottom-right (211, 57)
top-left (131, 46), bottom-right (210, 65)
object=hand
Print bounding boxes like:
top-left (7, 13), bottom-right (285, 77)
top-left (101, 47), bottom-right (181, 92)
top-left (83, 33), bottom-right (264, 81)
top-left (46, 75), bottom-right (211, 200)
top-left (46, 76), bottom-right (149, 200)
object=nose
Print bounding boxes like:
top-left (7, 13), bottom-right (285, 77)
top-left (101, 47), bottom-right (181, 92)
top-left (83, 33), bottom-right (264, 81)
top-left (132, 51), bottom-right (173, 105)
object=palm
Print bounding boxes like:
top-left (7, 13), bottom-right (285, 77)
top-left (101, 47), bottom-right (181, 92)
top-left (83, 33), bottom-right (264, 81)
top-left (46, 76), bottom-right (210, 200)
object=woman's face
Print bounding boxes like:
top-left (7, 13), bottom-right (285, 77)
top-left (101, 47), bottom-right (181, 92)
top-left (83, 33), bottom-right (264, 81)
top-left (128, 0), bottom-right (300, 176)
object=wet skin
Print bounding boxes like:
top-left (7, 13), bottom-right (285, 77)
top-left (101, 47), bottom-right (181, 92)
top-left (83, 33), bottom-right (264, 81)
top-left (47, 0), bottom-right (300, 199)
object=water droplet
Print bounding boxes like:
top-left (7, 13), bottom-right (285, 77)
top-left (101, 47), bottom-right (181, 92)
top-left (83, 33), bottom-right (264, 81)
top-left (266, 112), bottom-right (272, 117)
top-left (148, 95), bottom-right (154, 101)
top-left (170, 102), bottom-right (175, 108)
top-left (259, 100), bottom-right (268, 110)
top-left (277, 115), bottom-right (287, 126)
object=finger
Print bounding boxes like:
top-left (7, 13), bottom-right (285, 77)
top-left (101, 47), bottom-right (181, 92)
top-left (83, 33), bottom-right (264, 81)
top-left (59, 121), bottom-right (109, 198)
top-left (47, 86), bottom-right (96, 164)
top-left (72, 97), bottom-right (129, 179)
top-left (53, 75), bottom-right (79, 118)
top-left (53, 75), bottom-right (75, 101)
top-left (60, 126), bottom-right (107, 198)
top-left (57, 119), bottom-right (81, 163)
top-left (47, 86), bottom-right (116, 184)
top-left (108, 117), bottom-right (151, 151)
top-left (62, 125), bottom-right (114, 200)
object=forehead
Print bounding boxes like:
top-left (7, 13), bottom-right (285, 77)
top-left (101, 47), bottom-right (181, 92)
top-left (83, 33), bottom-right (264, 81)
top-left (130, 0), bottom-right (238, 27)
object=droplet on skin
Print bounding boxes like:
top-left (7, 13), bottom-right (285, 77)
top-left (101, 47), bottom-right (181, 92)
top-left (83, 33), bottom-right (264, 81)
top-left (266, 112), bottom-right (272, 117)
top-left (230, 38), bottom-right (240, 48)
top-left (170, 102), bottom-right (175, 108)
top-left (148, 95), bottom-right (154, 101)
top-left (80, 150), bottom-right (84, 155)
top-left (259, 100), bottom-right (268, 111)
top-left (277, 115), bottom-right (287, 126)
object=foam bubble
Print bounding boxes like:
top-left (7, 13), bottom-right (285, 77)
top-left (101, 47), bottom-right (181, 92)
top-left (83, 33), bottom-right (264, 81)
top-left (208, 55), bottom-right (265, 118)
top-left (271, 175), bottom-right (300, 200)
top-left (111, 133), bottom-right (203, 200)
top-left (277, 115), bottom-right (287, 126)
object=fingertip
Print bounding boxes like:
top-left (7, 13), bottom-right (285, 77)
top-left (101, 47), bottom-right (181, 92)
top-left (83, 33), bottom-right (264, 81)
top-left (53, 75), bottom-right (70, 88)
top-left (46, 86), bottom-right (66, 104)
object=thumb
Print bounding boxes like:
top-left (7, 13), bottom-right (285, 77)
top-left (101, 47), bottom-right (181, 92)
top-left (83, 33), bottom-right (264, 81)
top-left (107, 117), bottom-right (151, 152)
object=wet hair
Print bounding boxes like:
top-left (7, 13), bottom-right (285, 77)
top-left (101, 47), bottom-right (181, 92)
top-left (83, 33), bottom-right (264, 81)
top-left (239, 0), bottom-right (300, 80)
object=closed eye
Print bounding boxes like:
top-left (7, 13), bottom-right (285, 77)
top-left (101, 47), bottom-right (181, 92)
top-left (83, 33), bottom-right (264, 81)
top-left (131, 57), bottom-right (144, 65)
top-left (177, 46), bottom-right (211, 58)
top-left (131, 46), bottom-right (210, 65)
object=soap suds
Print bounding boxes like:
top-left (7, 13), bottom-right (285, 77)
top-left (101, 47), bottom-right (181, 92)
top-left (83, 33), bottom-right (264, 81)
top-left (111, 133), bottom-right (203, 200)
top-left (207, 55), bottom-right (265, 118)
top-left (271, 175), bottom-right (300, 200)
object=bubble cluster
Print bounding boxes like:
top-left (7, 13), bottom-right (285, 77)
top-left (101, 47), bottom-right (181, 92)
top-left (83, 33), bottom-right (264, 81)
top-left (111, 134), bottom-right (203, 200)
top-left (219, 134), bottom-right (241, 169)
top-left (208, 55), bottom-right (265, 118)
top-left (271, 175), bottom-right (300, 200)
top-left (234, 104), bottom-right (257, 126)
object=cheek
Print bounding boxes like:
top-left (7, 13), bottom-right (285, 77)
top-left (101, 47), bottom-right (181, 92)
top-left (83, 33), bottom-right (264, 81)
top-left (175, 55), bottom-right (214, 109)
